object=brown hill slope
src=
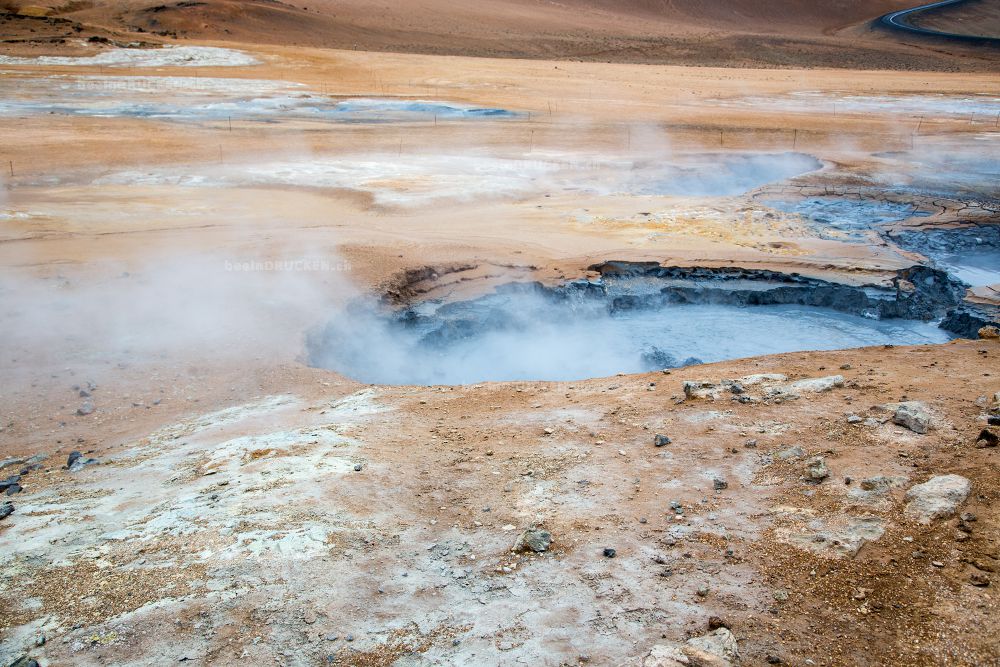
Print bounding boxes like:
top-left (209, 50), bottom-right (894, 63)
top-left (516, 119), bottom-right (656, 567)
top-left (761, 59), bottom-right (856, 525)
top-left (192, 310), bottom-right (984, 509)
top-left (3, 0), bottom-right (997, 69)
top-left (908, 0), bottom-right (1000, 39)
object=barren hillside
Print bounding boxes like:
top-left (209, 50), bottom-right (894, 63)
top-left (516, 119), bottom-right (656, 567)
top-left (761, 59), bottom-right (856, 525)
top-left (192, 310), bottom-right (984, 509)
top-left (3, 0), bottom-right (997, 69)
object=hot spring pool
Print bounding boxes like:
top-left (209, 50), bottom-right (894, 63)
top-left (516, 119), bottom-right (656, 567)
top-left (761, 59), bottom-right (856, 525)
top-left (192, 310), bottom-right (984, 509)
top-left (308, 296), bottom-right (951, 385)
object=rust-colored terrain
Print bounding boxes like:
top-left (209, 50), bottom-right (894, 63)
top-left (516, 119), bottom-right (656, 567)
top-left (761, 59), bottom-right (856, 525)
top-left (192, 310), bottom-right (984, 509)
top-left (0, 2), bottom-right (998, 666)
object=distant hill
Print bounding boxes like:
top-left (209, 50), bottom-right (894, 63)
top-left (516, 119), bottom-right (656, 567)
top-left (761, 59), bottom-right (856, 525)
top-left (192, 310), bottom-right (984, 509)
top-left (2, 0), bottom-right (996, 70)
top-left (905, 0), bottom-right (1000, 39)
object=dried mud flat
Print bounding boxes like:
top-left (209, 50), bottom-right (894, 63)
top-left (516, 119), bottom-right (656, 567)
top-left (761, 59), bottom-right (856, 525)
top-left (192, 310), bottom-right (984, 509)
top-left (1, 341), bottom-right (999, 666)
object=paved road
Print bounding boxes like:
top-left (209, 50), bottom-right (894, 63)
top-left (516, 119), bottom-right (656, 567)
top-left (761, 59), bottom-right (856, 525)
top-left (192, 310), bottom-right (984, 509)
top-left (879, 0), bottom-right (1000, 43)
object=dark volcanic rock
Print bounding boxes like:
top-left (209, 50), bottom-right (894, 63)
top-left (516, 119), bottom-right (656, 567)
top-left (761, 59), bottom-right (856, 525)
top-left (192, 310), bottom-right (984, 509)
top-left (590, 262), bottom-right (968, 323)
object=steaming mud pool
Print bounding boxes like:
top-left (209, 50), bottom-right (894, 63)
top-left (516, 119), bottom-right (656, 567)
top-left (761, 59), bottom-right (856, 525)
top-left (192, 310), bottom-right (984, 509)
top-left (309, 272), bottom-right (957, 384)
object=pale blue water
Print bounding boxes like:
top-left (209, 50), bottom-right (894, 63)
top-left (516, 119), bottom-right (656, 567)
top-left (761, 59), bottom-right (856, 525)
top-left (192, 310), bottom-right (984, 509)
top-left (311, 298), bottom-right (951, 385)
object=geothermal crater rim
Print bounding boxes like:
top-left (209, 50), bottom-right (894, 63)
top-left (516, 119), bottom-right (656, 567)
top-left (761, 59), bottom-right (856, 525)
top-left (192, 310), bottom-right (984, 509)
top-left (305, 262), bottom-right (995, 386)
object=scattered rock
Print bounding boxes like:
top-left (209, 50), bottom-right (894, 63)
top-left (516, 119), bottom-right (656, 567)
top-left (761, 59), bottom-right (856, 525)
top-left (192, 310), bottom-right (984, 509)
top-left (0, 457), bottom-right (26, 472)
top-left (978, 325), bottom-right (1000, 339)
top-left (514, 528), bottom-right (551, 553)
top-left (970, 572), bottom-right (991, 587)
top-left (696, 584), bottom-right (710, 597)
top-left (654, 434), bottom-right (672, 447)
top-left (8, 657), bottom-right (39, 667)
top-left (707, 616), bottom-right (728, 630)
top-left (847, 415), bottom-right (862, 424)
top-left (721, 379), bottom-right (744, 394)
top-left (67, 453), bottom-right (98, 472)
top-left (892, 401), bottom-right (931, 434)
top-left (683, 381), bottom-right (719, 400)
top-left (0, 502), bottom-right (13, 520)
top-left (804, 456), bottom-right (829, 482)
top-left (76, 401), bottom-right (95, 416)
top-left (974, 427), bottom-right (999, 448)
top-left (904, 475), bottom-right (971, 524)
top-left (776, 445), bottom-right (805, 461)
top-left (685, 629), bottom-right (739, 665)
top-left (713, 477), bottom-right (728, 491)
top-left (644, 628), bottom-right (739, 667)
top-left (603, 547), bottom-right (617, 558)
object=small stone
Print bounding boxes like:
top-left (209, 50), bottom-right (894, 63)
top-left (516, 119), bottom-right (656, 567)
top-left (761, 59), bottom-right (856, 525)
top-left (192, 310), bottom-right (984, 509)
top-left (776, 445), bottom-right (805, 461)
top-left (840, 364), bottom-right (852, 370)
top-left (767, 656), bottom-right (783, 664)
top-left (353, 464), bottom-right (362, 472)
top-left (978, 325), bottom-right (1000, 339)
top-left (892, 401), bottom-right (931, 434)
top-left (713, 477), bottom-right (728, 491)
top-left (514, 528), bottom-right (552, 553)
top-left (0, 503), bottom-right (13, 520)
top-left (772, 589), bottom-right (789, 602)
top-left (8, 658), bottom-right (39, 667)
top-left (974, 427), bottom-right (999, 448)
top-left (744, 439), bottom-right (757, 448)
top-left (345, 635), bottom-right (354, 642)
top-left (931, 561), bottom-right (944, 568)
top-left (804, 456), bottom-right (829, 482)
top-left (961, 512), bottom-right (977, 522)
top-left (603, 547), bottom-right (617, 558)
top-left (654, 434), bottom-right (672, 447)
top-left (68, 454), bottom-right (98, 472)
top-left (970, 572), bottom-right (991, 587)
top-left (76, 401), bottom-right (95, 416)
top-left (847, 415), bottom-right (862, 424)
top-left (696, 584), bottom-right (710, 597)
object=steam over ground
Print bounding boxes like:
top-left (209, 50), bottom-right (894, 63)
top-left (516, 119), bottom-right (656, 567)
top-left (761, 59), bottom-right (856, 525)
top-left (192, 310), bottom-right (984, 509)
top-left (307, 291), bottom-right (950, 385)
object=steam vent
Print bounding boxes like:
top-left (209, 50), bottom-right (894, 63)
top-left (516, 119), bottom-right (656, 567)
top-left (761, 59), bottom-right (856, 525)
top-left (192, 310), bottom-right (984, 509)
top-left (1, 1), bottom-right (998, 665)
